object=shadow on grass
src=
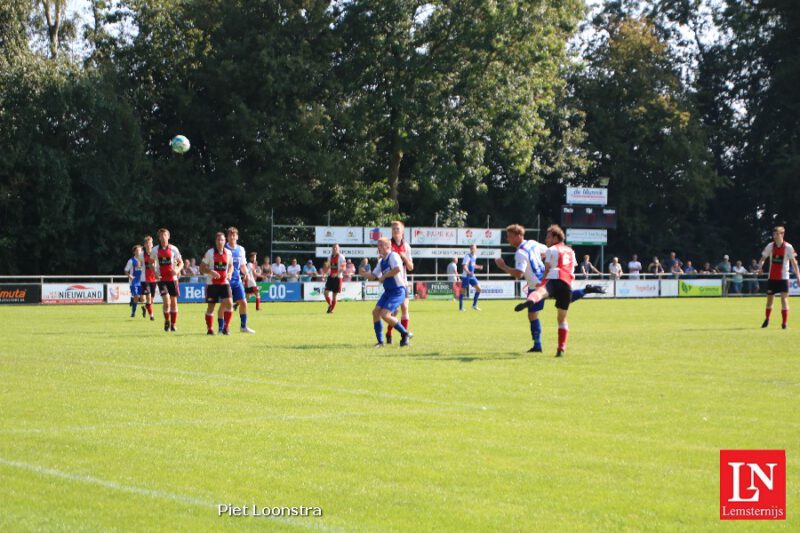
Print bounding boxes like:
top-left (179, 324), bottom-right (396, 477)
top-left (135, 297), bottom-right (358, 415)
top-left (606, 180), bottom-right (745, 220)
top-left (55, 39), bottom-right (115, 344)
top-left (681, 327), bottom-right (755, 332)
top-left (381, 351), bottom-right (524, 362)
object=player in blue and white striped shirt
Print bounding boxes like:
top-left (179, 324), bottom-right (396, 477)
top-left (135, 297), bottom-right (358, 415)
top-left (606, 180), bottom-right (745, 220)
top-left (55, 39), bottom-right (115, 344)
top-left (459, 244), bottom-right (484, 311)
top-left (361, 238), bottom-right (413, 347)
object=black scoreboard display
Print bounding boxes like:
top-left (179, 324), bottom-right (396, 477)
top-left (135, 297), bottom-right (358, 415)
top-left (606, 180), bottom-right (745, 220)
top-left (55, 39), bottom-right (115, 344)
top-left (561, 205), bottom-right (617, 229)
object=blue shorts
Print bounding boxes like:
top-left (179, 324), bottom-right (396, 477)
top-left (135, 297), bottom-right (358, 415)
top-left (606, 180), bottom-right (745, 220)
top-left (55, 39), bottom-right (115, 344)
top-left (230, 281), bottom-right (246, 302)
top-left (461, 275), bottom-right (479, 287)
top-left (377, 288), bottom-right (407, 312)
top-left (526, 287), bottom-right (544, 312)
top-left (130, 284), bottom-right (142, 296)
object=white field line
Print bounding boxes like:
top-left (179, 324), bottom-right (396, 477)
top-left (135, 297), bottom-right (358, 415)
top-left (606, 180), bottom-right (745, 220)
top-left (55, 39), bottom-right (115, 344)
top-left (1, 407), bottom-right (460, 436)
top-left (0, 456), bottom-right (346, 532)
top-left (11, 355), bottom-right (492, 411)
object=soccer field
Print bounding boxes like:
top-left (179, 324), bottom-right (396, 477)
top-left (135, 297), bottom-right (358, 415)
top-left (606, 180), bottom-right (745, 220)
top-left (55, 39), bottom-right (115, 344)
top-left (1, 298), bottom-right (797, 531)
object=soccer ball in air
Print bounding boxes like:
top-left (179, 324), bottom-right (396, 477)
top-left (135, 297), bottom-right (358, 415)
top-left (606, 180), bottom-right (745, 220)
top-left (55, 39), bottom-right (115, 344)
top-left (170, 135), bottom-right (191, 154)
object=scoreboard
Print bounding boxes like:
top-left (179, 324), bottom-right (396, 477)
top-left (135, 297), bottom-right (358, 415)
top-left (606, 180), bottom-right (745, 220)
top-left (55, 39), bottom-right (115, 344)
top-left (560, 205), bottom-right (617, 229)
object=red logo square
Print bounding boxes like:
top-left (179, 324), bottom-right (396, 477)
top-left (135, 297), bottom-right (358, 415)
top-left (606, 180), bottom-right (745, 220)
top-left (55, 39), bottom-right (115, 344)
top-left (720, 450), bottom-right (786, 520)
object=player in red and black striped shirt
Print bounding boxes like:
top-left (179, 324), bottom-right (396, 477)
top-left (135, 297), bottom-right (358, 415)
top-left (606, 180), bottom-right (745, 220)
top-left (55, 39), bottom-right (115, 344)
top-left (757, 226), bottom-right (800, 329)
top-left (324, 244), bottom-right (346, 313)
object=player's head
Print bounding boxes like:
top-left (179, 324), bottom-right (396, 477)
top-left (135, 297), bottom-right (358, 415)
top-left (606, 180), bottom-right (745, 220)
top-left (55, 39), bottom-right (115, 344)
top-left (377, 237), bottom-right (391, 256)
top-left (332, 243), bottom-right (340, 254)
top-left (226, 226), bottom-right (238, 245)
top-left (215, 232), bottom-right (225, 251)
top-left (773, 226), bottom-right (785, 243)
top-left (132, 244), bottom-right (142, 256)
top-left (143, 235), bottom-right (153, 250)
top-left (391, 221), bottom-right (404, 241)
top-left (546, 224), bottom-right (565, 245)
top-left (469, 244), bottom-right (477, 255)
top-left (157, 228), bottom-right (170, 246)
top-left (632, 254), bottom-right (638, 261)
top-left (505, 224), bottom-right (525, 247)
top-left (248, 251), bottom-right (257, 262)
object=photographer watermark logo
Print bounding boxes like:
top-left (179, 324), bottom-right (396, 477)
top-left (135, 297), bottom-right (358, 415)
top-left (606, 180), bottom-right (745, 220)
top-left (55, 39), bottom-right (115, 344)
top-left (720, 450), bottom-right (785, 520)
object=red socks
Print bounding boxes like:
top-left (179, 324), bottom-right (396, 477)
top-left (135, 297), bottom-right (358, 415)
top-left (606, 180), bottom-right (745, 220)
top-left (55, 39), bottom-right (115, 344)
top-left (557, 323), bottom-right (569, 351)
top-left (782, 309), bottom-right (788, 326)
top-left (205, 313), bottom-right (213, 330)
top-left (401, 318), bottom-right (409, 331)
top-left (255, 295), bottom-right (261, 311)
top-left (324, 294), bottom-right (331, 306)
top-left (170, 311), bottom-right (177, 326)
top-left (146, 303), bottom-right (153, 316)
top-left (331, 298), bottom-right (337, 311)
top-left (387, 324), bottom-right (393, 336)
top-left (766, 307), bottom-right (772, 320)
top-left (223, 310), bottom-right (232, 331)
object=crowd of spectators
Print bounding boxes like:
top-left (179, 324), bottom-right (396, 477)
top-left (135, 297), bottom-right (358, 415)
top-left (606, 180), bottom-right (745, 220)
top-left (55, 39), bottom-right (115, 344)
top-left (574, 250), bottom-right (777, 295)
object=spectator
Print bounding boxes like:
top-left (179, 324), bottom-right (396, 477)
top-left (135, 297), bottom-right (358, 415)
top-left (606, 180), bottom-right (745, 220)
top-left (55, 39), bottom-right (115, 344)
top-left (271, 256), bottom-right (287, 281)
top-left (666, 251), bottom-right (681, 272)
top-left (580, 254), bottom-right (601, 279)
top-left (716, 254), bottom-right (732, 274)
top-left (301, 259), bottom-right (317, 281)
top-left (747, 259), bottom-right (762, 294)
top-left (700, 262), bottom-right (713, 275)
top-left (627, 254), bottom-right (642, 279)
top-left (683, 260), bottom-right (697, 279)
top-left (261, 257), bottom-right (273, 282)
top-left (358, 258), bottom-right (370, 280)
top-left (648, 256), bottom-right (665, 277)
top-left (447, 257), bottom-right (459, 297)
top-left (731, 260), bottom-right (747, 295)
top-left (608, 257), bottom-right (623, 280)
top-left (343, 259), bottom-right (356, 282)
top-left (670, 260), bottom-right (684, 279)
top-left (286, 258), bottom-right (302, 281)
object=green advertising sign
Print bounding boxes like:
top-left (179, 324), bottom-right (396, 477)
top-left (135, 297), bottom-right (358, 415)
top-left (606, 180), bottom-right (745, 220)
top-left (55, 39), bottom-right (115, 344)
top-left (679, 280), bottom-right (722, 297)
top-left (416, 281), bottom-right (456, 300)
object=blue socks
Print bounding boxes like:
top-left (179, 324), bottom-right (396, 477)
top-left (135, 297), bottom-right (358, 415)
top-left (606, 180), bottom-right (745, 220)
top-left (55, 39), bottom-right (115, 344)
top-left (530, 319), bottom-right (542, 348)
top-left (241, 314), bottom-right (248, 329)
top-left (218, 317), bottom-right (224, 331)
top-left (131, 301), bottom-right (137, 315)
top-left (392, 322), bottom-right (408, 336)
top-left (473, 291), bottom-right (480, 307)
top-left (459, 292), bottom-right (464, 310)
top-left (374, 321), bottom-right (383, 343)
top-left (571, 289), bottom-right (585, 302)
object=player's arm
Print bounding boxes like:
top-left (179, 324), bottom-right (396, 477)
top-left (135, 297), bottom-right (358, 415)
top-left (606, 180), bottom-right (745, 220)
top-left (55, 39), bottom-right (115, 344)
top-left (227, 253), bottom-right (235, 281)
top-left (400, 245), bottom-right (414, 272)
top-left (173, 247), bottom-right (184, 275)
top-left (379, 266), bottom-right (402, 282)
top-left (124, 259), bottom-right (134, 281)
top-left (149, 249), bottom-right (161, 280)
top-left (494, 255), bottom-right (524, 280)
top-left (199, 251), bottom-right (220, 280)
top-left (591, 263), bottom-right (601, 274)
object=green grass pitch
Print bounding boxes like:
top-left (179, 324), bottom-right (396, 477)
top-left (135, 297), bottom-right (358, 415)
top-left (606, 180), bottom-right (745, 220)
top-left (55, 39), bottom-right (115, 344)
top-left (1, 298), bottom-right (797, 531)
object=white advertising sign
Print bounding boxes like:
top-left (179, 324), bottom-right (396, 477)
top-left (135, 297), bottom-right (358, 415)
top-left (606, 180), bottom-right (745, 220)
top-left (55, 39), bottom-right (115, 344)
top-left (106, 283), bottom-right (162, 304)
top-left (411, 227), bottom-right (458, 245)
top-left (317, 247), bottom-right (501, 259)
top-left (316, 247), bottom-right (375, 258)
top-left (457, 228), bottom-right (502, 246)
top-left (790, 279), bottom-right (800, 296)
top-left (660, 279), bottom-right (679, 297)
top-left (615, 279), bottom-right (659, 298)
top-left (364, 281), bottom-right (384, 301)
top-left (314, 226), bottom-right (364, 245)
top-left (566, 228), bottom-right (608, 245)
top-left (364, 227), bottom-right (412, 245)
top-left (566, 187), bottom-right (608, 205)
top-left (476, 281), bottom-right (517, 300)
top-left (303, 281), bottom-right (363, 301)
top-left (42, 283), bottom-right (104, 304)
top-left (572, 279), bottom-right (614, 298)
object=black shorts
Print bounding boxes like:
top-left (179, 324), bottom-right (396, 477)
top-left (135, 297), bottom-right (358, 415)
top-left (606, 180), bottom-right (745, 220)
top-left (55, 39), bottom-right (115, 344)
top-left (245, 285), bottom-right (259, 295)
top-left (546, 279), bottom-right (572, 310)
top-left (158, 280), bottom-right (179, 297)
top-left (767, 279), bottom-right (789, 295)
top-left (206, 284), bottom-right (232, 303)
top-left (142, 281), bottom-right (158, 296)
top-left (325, 277), bottom-right (343, 293)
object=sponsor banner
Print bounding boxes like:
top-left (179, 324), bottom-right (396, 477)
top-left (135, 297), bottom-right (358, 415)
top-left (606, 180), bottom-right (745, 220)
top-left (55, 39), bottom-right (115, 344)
top-left (679, 279), bottom-right (722, 297)
top-left (615, 279), bottom-right (659, 298)
top-left (475, 281), bottom-right (516, 300)
top-left (457, 228), bottom-right (502, 246)
top-left (411, 227), bottom-right (458, 246)
top-left (789, 278), bottom-right (800, 296)
top-left (414, 281), bottom-right (456, 300)
top-left (364, 227), bottom-right (412, 245)
top-left (0, 283), bottom-right (41, 304)
top-left (42, 283), bottom-right (104, 304)
top-left (179, 283), bottom-right (206, 303)
top-left (364, 281), bottom-right (385, 301)
top-left (315, 226), bottom-right (364, 245)
top-left (303, 281), bottom-right (363, 301)
top-left (248, 282), bottom-right (302, 302)
top-left (316, 247), bottom-right (375, 259)
top-left (566, 186), bottom-right (608, 205)
top-left (573, 279), bottom-right (614, 298)
top-left (660, 279), bottom-right (679, 297)
top-left (107, 282), bottom-right (163, 303)
top-left (566, 228), bottom-right (607, 245)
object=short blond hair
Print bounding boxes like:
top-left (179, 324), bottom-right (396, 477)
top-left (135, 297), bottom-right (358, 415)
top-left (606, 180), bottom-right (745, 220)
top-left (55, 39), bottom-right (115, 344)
top-left (506, 224), bottom-right (525, 236)
top-left (377, 237), bottom-right (391, 246)
top-left (547, 224), bottom-right (565, 243)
